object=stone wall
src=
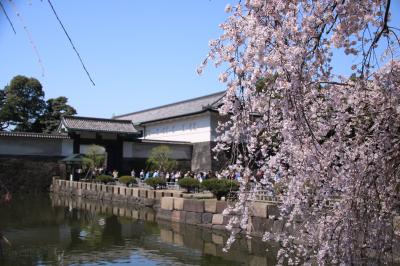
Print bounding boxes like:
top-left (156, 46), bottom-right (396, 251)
top-left (0, 155), bottom-right (65, 194)
top-left (191, 141), bottom-right (213, 171)
top-left (51, 193), bottom-right (279, 265)
top-left (157, 197), bottom-right (281, 238)
top-left (51, 179), bottom-right (185, 208)
top-left (51, 179), bottom-right (281, 239)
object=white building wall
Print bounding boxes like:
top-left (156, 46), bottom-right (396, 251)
top-left (123, 142), bottom-right (134, 158)
top-left (143, 113), bottom-right (211, 143)
top-left (61, 139), bottom-right (74, 156)
top-left (0, 137), bottom-right (63, 156)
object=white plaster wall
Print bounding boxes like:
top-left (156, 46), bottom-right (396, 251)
top-left (61, 139), bottom-right (74, 156)
top-left (123, 142), bottom-right (134, 158)
top-left (131, 142), bottom-right (192, 160)
top-left (0, 137), bottom-right (63, 156)
top-left (143, 113), bottom-right (211, 143)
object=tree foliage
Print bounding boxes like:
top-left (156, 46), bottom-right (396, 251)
top-left (38, 96), bottom-right (77, 133)
top-left (82, 145), bottom-right (106, 172)
top-left (0, 75), bottom-right (76, 132)
top-left (178, 177), bottom-right (200, 193)
top-left (146, 145), bottom-right (176, 171)
top-left (202, 1), bottom-right (400, 264)
top-left (201, 179), bottom-right (239, 200)
top-left (0, 75), bottom-right (45, 132)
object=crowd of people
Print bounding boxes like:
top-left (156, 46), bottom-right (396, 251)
top-left (131, 169), bottom-right (239, 183)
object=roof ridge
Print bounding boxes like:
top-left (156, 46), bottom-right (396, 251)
top-left (113, 90), bottom-right (225, 119)
top-left (0, 131), bottom-right (70, 139)
top-left (62, 115), bottom-right (132, 123)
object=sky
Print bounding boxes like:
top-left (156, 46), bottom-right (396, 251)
top-left (0, 0), bottom-right (229, 118)
top-left (1, 1), bottom-right (399, 118)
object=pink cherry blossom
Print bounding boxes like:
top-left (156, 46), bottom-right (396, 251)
top-left (202, 0), bottom-right (400, 264)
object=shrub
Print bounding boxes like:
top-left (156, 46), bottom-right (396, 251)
top-left (145, 177), bottom-right (166, 189)
top-left (178, 177), bottom-right (200, 193)
top-left (118, 176), bottom-right (137, 187)
top-left (201, 179), bottom-right (240, 200)
top-left (96, 175), bottom-right (114, 184)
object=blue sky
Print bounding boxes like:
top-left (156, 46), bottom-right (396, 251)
top-left (0, 1), bottom-right (229, 118)
top-left (1, 1), bottom-right (399, 118)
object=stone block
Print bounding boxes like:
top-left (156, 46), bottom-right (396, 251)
top-left (139, 189), bottom-right (148, 198)
top-left (112, 206), bottom-right (118, 216)
top-left (251, 202), bottom-right (268, 218)
top-left (174, 198), bottom-right (184, 210)
top-left (118, 207), bottom-right (125, 216)
top-left (211, 233), bottom-right (224, 245)
top-left (147, 190), bottom-right (155, 199)
top-left (170, 222), bottom-right (182, 233)
top-left (163, 192), bottom-right (173, 197)
top-left (216, 201), bottom-right (228, 213)
top-left (160, 229), bottom-right (174, 243)
top-left (120, 187), bottom-right (126, 196)
top-left (155, 191), bottom-right (164, 199)
top-left (156, 209), bottom-right (172, 221)
top-left (147, 212), bottom-right (155, 222)
top-left (267, 203), bottom-right (279, 219)
top-left (160, 197), bottom-right (174, 210)
top-left (173, 192), bottom-right (183, 198)
top-left (132, 188), bottom-right (139, 197)
top-left (204, 242), bottom-right (217, 256)
top-left (212, 214), bottom-right (230, 225)
top-left (248, 216), bottom-right (273, 237)
top-left (143, 198), bottom-right (155, 207)
top-left (249, 255), bottom-right (267, 266)
top-left (104, 193), bottom-right (113, 201)
top-left (173, 232), bottom-right (184, 246)
top-left (185, 211), bottom-right (202, 225)
top-left (183, 199), bottom-right (204, 213)
top-left (171, 210), bottom-right (187, 223)
top-left (272, 220), bottom-right (284, 233)
top-left (202, 212), bottom-right (213, 224)
top-left (212, 224), bottom-right (227, 232)
top-left (204, 199), bottom-right (217, 213)
top-left (131, 210), bottom-right (139, 219)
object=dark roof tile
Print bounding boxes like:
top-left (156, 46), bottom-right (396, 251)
top-left (114, 91), bottom-right (225, 124)
top-left (61, 116), bottom-right (139, 134)
top-left (0, 131), bottom-right (70, 139)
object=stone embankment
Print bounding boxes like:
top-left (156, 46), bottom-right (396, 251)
top-left (51, 178), bottom-right (281, 237)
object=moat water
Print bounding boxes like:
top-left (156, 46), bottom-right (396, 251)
top-left (0, 195), bottom-right (277, 265)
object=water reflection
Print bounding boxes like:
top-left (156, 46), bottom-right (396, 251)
top-left (0, 195), bottom-right (277, 265)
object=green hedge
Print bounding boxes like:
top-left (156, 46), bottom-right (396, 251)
top-left (96, 175), bottom-right (114, 184)
top-left (118, 176), bottom-right (137, 187)
top-left (201, 179), bottom-right (240, 200)
top-left (178, 177), bottom-right (200, 193)
top-left (145, 177), bottom-right (166, 189)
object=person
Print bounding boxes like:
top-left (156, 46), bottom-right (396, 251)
top-left (130, 169), bottom-right (136, 177)
top-left (112, 170), bottom-right (118, 179)
top-left (153, 170), bottom-right (159, 177)
top-left (139, 169), bottom-right (144, 180)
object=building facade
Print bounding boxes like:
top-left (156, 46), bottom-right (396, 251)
top-left (0, 91), bottom-right (226, 179)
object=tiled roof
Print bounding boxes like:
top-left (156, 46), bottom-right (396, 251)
top-left (61, 116), bottom-right (139, 134)
top-left (0, 131), bottom-right (70, 139)
top-left (114, 91), bottom-right (225, 124)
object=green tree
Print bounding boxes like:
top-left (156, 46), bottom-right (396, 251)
top-left (83, 145), bottom-right (106, 172)
top-left (0, 89), bottom-right (8, 130)
top-left (0, 75), bottom-right (45, 132)
top-left (37, 96), bottom-right (77, 133)
top-left (146, 145), bottom-right (176, 172)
